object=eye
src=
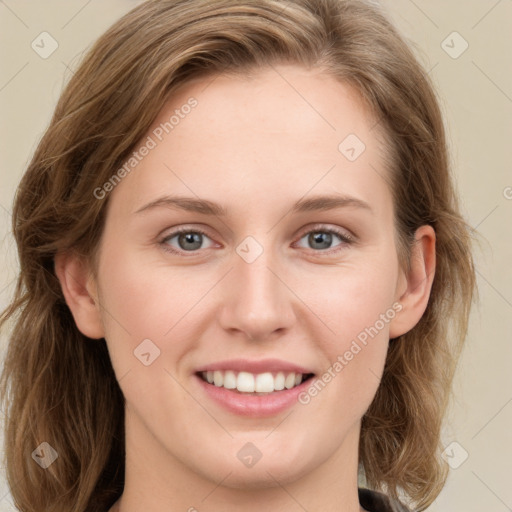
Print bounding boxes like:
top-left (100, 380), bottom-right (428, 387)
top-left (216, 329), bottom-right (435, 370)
top-left (294, 225), bottom-right (354, 254)
top-left (159, 224), bottom-right (354, 257)
top-left (160, 227), bottom-right (215, 255)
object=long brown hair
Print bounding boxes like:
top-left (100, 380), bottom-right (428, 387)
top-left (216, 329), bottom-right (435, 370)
top-left (0, 0), bottom-right (476, 510)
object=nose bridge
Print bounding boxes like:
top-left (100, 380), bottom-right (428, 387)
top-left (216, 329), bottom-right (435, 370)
top-left (219, 240), bottom-right (295, 340)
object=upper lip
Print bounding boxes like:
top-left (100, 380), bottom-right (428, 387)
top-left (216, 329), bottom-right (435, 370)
top-left (195, 358), bottom-right (315, 375)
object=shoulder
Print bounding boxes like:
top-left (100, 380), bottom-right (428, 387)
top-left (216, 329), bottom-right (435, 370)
top-left (358, 487), bottom-right (412, 512)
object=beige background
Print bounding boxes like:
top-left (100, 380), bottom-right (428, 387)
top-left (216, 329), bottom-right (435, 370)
top-left (0, 1), bottom-right (511, 511)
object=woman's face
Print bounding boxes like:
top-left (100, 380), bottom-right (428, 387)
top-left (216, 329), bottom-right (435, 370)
top-left (84, 65), bottom-right (424, 492)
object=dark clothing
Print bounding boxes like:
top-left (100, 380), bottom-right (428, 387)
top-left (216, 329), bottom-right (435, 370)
top-left (359, 487), bottom-right (412, 512)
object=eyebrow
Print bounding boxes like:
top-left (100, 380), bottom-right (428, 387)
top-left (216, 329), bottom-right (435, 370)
top-left (134, 193), bottom-right (373, 216)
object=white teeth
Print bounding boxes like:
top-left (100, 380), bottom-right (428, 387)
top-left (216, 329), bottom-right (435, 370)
top-left (213, 370), bottom-right (223, 387)
top-left (237, 371), bottom-right (255, 392)
top-left (200, 370), bottom-right (308, 393)
top-left (274, 372), bottom-right (285, 391)
top-left (255, 372), bottom-right (274, 393)
top-left (284, 373), bottom-right (296, 389)
top-left (223, 370), bottom-right (237, 389)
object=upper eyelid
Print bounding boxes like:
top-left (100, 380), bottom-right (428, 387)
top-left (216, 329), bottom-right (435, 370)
top-left (160, 223), bottom-right (353, 238)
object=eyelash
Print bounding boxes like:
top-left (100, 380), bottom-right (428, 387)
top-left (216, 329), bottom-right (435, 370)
top-left (159, 224), bottom-right (354, 257)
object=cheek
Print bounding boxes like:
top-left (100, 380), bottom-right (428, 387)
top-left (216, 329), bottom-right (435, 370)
top-left (97, 243), bottom-right (202, 336)
top-left (297, 258), bottom-right (398, 410)
top-left (95, 254), bottom-right (199, 424)
top-left (301, 259), bottom-right (399, 347)
top-left (94, 246), bottom-right (191, 379)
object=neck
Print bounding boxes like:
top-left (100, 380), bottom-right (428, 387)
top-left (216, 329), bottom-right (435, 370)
top-left (113, 412), bottom-right (366, 512)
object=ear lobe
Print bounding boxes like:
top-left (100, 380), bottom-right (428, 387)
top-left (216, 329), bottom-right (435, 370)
top-left (389, 225), bottom-right (436, 339)
top-left (54, 251), bottom-right (105, 339)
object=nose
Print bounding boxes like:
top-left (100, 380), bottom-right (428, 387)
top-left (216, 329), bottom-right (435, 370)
top-left (218, 245), bottom-right (296, 342)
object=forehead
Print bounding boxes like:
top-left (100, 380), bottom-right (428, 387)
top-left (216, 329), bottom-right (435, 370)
top-left (107, 65), bottom-right (392, 220)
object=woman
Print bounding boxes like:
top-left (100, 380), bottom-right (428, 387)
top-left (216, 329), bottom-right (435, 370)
top-left (0, 0), bottom-right (476, 511)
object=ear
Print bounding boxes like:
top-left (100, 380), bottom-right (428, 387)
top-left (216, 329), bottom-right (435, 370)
top-left (389, 225), bottom-right (436, 339)
top-left (54, 251), bottom-right (105, 339)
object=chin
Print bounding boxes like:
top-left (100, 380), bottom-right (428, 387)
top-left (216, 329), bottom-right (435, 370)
top-left (209, 460), bottom-right (312, 490)
top-left (194, 443), bottom-right (316, 490)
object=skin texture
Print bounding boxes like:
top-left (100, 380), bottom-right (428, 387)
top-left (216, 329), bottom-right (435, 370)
top-left (55, 65), bottom-right (435, 512)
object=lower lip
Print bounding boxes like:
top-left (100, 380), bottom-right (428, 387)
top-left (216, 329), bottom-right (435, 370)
top-left (194, 374), bottom-right (314, 417)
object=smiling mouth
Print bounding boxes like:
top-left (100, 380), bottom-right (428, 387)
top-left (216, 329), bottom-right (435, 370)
top-left (197, 370), bottom-right (315, 395)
